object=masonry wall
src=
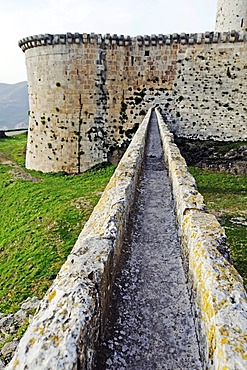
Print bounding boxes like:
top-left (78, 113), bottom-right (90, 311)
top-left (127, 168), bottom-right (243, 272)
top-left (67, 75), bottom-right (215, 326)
top-left (215, 0), bottom-right (247, 31)
top-left (20, 32), bottom-right (247, 173)
top-left (156, 108), bottom-right (247, 369)
top-left (25, 39), bottom-right (107, 173)
top-left (167, 40), bottom-right (247, 139)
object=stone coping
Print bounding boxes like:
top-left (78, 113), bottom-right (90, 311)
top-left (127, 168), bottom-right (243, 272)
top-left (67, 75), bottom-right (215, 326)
top-left (6, 109), bottom-right (152, 370)
top-left (155, 108), bottom-right (247, 369)
top-left (18, 30), bottom-right (247, 51)
top-left (7, 107), bottom-right (247, 369)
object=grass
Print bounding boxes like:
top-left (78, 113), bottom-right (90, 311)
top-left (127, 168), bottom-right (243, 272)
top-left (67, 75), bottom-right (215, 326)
top-left (0, 135), bottom-right (246, 313)
top-left (0, 134), bottom-right (27, 166)
top-left (189, 166), bottom-right (247, 288)
top-left (0, 134), bottom-right (115, 313)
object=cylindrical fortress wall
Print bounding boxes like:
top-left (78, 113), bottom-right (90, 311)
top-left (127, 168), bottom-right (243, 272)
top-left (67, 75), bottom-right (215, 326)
top-left (215, 0), bottom-right (247, 31)
top-left (25, 42), bottom-right (107, 173)
top-left (20, 32), bottom-right (247, 174)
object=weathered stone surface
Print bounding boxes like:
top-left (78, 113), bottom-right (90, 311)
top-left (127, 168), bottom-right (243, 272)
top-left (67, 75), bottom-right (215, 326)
top-left (0, 358), bottom-right (5, 369)
top-left (0, 315), bottom-right (15, 335)
top-left (215, 0), bottom-right (247, 31)
top-left (19, 297), bottom-right (40, 312)
top-left (1, 340), bottom-right (19, 359)
top-left (5, 108), bottom-right (247, 369)
top-left (156, 110), bottom-right (206, 224)
top-left (156, 108), bottom-right (247, 370)
top-left (19, 29), bottom-right (246, 174)
top-left (95, 111), bottom-right (202, 369)
top-left (6, 110), bottom-right (152, 370)
top-left (182, 210), bottom-right (247, 369)
top-left (0, 297), bottom-right (40, 367)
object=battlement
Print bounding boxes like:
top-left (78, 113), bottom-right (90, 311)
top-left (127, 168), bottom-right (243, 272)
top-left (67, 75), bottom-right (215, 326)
top-left (20, 24), bottom-right (247, 175)
top-left (18, 30), bottom-right (247, 51)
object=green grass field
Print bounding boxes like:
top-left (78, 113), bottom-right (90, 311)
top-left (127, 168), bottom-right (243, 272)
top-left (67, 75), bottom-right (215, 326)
top-left (0, 134), bottom-right (115, 313)
top-left (189, 167), bottom-right (247, 288)
top-left (0, 135), bottom-right (246, 314)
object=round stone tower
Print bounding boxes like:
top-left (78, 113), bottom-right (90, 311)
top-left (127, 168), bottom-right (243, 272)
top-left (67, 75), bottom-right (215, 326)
top-left (19, 34), bottom-right (109, 174)
top-left (215, 0), bottom-right (247, 31)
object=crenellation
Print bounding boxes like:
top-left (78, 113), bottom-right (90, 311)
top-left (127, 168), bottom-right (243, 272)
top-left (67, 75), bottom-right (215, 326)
top-left (165, 34), bottom-right (172, 45)
top-left (196, 33), bottom-right (203, 44)
top-left (18, 2), bottom-right (247, 174)
top-left (188, 34), bottom-right (195, 44)
top-left (74, 32), bottom-right (82, 44)
top-left (18, 31), bottom-right (247, 52)
top-left (213, 32), bottom-right (220, 43)
top-left (118, 35), bottom-right (125, 46)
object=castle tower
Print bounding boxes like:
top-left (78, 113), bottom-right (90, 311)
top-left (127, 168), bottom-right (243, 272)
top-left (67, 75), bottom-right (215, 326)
top-left (215, 0), bottom-right (247, 31)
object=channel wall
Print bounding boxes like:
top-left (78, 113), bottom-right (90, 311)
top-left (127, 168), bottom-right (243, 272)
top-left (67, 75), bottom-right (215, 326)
top-left (7, 109), bottom-right (151, 370)
top-left (156, 108), bottom-right (247, 369)
top-left (7, 108), bottom-right (247, 369)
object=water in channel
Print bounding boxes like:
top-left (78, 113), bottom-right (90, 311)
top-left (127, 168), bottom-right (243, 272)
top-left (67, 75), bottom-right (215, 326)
top-left (94, 111), bottom-right (202, 370)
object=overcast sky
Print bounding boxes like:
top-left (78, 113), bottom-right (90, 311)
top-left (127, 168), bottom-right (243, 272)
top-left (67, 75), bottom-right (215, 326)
top-left (0, 0), bottom-right (218, 84)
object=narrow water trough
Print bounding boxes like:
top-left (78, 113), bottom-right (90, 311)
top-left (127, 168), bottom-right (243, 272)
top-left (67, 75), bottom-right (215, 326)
top-left (94, 111), bottom-right (202, 369)
top-left (7, 109), bottom-right (247, 370)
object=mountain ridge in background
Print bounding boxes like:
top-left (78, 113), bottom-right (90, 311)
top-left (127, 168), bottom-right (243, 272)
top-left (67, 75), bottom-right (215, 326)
top-left (0, 81), bottom-right (28, 130)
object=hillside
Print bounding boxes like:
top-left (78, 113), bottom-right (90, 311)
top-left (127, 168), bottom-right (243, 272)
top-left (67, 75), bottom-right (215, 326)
top-left (0, 82), bottom-right (28, 130)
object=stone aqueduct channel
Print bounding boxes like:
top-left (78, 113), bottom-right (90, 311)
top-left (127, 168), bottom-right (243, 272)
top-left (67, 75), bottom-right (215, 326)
top-left (94, 111), bottom-right (202, 369)
top-left (7, 109), bottom-right (247, 370)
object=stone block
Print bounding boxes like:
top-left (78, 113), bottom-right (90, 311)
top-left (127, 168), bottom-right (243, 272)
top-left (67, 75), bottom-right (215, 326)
top-left (156, 108), bottom-right (247, 369)
top-left (6, 109), bottom-right (153, 370)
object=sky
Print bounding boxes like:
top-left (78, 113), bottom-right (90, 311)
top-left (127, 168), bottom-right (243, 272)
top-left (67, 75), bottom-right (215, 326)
top-left (0, 0), bottom-right (218, 84)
